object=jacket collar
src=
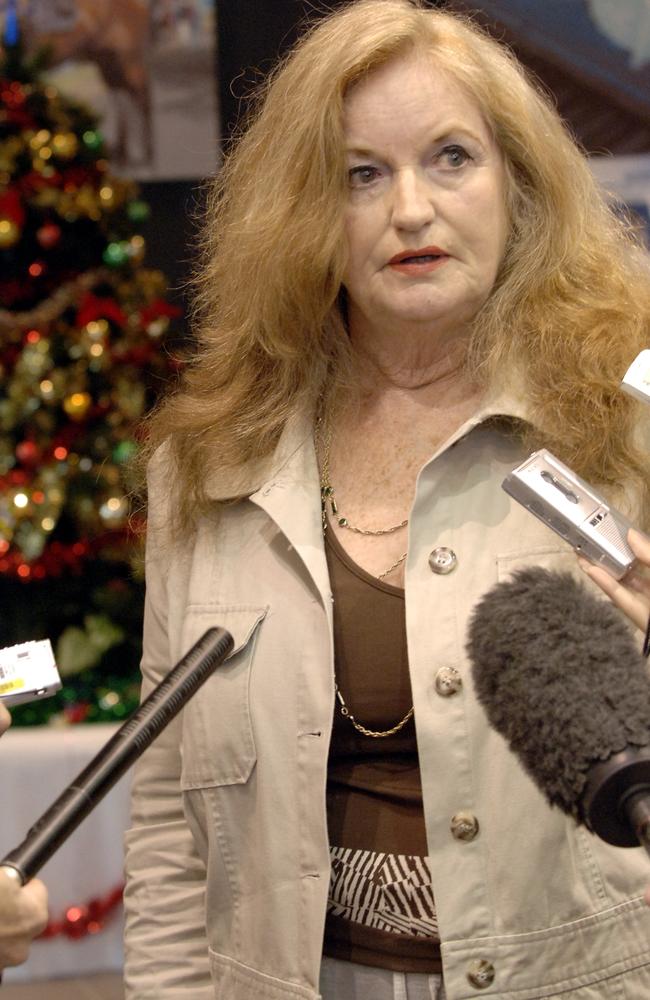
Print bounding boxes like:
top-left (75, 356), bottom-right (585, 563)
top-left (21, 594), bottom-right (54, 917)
top-left (204, 408), bottom-right (315, 502)
top-left (203, 375), bottom-right (533, 503)
top-left (202, 378), bottom-right (533, 613)
top-left (466, 375), bottom-right (531, 429)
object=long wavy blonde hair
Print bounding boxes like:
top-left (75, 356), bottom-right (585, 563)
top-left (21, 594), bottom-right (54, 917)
top-left (141, 0), bottom-right (650, 533)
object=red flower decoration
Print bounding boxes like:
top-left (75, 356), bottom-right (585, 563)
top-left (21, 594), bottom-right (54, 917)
top-left (76, 291), bottom-right (127, 329)
top-left (20, 170), bottom-right (63, 196)
top-left (60, 165), bottom-right (101, 191)
top-left (139, 298), bottom-right (182, 325)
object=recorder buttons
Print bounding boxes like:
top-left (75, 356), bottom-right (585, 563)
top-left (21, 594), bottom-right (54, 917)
top-left (540, 469), bottom-right (579, 504)
top-left (429, 547), bottom-right (457, 574)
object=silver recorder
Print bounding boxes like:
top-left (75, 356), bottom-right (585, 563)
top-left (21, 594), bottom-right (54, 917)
top-left (502, 449), bottom-right (636, 580)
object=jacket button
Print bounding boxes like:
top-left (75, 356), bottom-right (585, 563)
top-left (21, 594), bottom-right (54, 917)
top-left (467, 959), bottom-right (495, 989)
top-left (434, 666), bottom-right (462, 697)
top-left (451, 812), bottom-right (479, 841)
top-left (428, 547), bottom-right (457, 574)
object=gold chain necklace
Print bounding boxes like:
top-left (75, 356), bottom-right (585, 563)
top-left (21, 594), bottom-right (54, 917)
top-left (318, 419), bottom-right (408, 580)
top-left (316, 412), bottom-right (414, 739)
top-left (335, 683), bottom-right (415, 738)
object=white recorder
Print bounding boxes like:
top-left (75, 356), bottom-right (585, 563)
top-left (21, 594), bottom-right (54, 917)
top-left (621, 349), bottom-right (650, 404)
top-left (0, 639), bottom-right (62, 706)
top-left (502, 449), bottom-right (637, 580)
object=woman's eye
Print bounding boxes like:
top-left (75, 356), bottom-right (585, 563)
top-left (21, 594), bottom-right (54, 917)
top-left (438, 145), bottom-right (471, 168)
top-left (348, 165), bottom-right (380, 187)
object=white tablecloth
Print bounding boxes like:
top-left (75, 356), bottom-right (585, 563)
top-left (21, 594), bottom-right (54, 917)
top-left (0, 723), bottom-right (131, 982)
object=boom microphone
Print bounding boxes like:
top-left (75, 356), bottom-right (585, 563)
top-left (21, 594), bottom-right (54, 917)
top-left (0, 627), bottom-right (233, 885)
top-left (466, 568), bottom-right (650, 854)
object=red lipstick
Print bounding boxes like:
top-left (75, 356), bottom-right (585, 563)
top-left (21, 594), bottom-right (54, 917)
top-left (388, 246), bottom-right (449, 275)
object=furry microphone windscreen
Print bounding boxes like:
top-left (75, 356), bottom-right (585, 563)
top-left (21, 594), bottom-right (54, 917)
top-left (466, 567), bottom-right (650, 821)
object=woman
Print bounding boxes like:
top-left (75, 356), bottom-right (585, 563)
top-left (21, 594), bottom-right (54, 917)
top-left (123, 2), bottom-right (650, 998)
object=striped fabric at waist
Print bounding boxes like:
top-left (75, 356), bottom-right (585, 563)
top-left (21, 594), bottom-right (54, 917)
top-left (328, 846), bottom-right (438, 939)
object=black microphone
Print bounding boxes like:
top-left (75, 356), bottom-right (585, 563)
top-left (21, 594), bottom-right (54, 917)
top-left (466, 567), bottom-right (650, 854)
top-left (0, 627), bottom-right (233, 884)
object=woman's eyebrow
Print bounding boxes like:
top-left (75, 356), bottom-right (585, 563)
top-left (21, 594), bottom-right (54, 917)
top-left (345, 126), bottom-right (488, 158)
top-left (345, 143), bottom-right (379, 157)
top-left (429, 124), bottom-right (486, 146)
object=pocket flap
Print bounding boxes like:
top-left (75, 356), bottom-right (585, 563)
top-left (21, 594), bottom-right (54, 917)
top-left (180, 604), bottom-right (268, 788)
top-left (496, 546), bottom-right (576, 581)
top-left (183, 603), bottom-right (268, 658)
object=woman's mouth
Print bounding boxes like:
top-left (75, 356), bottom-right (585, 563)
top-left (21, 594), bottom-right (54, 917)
top-left (387, 247), bottom-right (449, 274)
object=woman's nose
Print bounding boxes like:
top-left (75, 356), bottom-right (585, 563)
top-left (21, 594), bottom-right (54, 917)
top-left (390, 170), bottom-right (435, 231)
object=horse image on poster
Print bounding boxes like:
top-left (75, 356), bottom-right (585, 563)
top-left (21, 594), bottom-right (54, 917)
top-left (18, 0), bottom-right (153, 168)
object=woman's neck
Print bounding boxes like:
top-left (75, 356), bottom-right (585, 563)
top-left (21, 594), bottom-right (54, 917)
top-left (347, 294), bottom-right (479, 383)
top-left (350, 327), bottom-right (478, 406)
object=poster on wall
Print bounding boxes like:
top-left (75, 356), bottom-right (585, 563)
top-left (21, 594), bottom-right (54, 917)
top-left (449, 0), bottom-right (650, 247)
top-left (589, 154), bottom-right (650, 247)
top-left (583, 0), bottom-right (650, 245)
top-left (1, 0), bottom-right (220, 180)
top-left (451, 0), bottom-right (650, 116)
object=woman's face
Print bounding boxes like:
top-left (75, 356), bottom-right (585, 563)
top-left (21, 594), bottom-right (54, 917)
top-left (341, 52), bottom-right (509, 340)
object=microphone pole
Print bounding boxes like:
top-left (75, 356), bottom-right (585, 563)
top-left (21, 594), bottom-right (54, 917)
top-left (0, 627), bottom-right (233, 885)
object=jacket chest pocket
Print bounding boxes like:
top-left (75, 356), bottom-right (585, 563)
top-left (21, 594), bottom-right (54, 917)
top-left (179, 604), bottom-right (268, 789)
top-left (496, 545), bottom-right (577, 582)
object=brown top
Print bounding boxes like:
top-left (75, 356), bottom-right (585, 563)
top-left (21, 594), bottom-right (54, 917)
top-left (323, 526), bottom-right (442, 973)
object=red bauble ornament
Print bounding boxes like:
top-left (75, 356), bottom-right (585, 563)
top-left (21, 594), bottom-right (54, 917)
top-left (36, 222), bottom-right (62, 249)
top-left (28, 260), bottom-right (47, 278)
top-left (1, 81), bottom-right (26, 108)
top-left (63, 905), bottom-right (89, 940)
top-left (15, 440), bottom-right (40, 466)
top-left (63, 703), bottom-right (91, 724)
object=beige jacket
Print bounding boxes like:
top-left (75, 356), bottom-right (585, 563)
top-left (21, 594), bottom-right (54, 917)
top-left (123, 392), bottom-right (650, 1000)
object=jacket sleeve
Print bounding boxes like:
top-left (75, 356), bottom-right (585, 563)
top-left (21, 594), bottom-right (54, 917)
top-left (123, 456), bottom-right (214, 999)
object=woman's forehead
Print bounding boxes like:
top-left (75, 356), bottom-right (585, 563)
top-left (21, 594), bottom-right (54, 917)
top-left (343, 53), bottom-right (494, 150)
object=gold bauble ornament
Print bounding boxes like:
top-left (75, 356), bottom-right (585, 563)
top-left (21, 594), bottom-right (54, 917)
top-left (99, 184), bottom-right (117, 209)
top-left (84, 319), bottom-right (109, 341)
top-left (0, 218), bottom-right (20, 248)
top-left (147, 317), bottom-right (170, 338)
top-left (29, 129), bottom-right (51, 150)
top-left (52, 132), bottom-right (79, 160)
top-left (63, 391), bottom-right (92, 420)
top-left (128, 234), bottom-right (146, 264)
top-left (75, 185), bottom-right (99, 217)
top-left (99, 494), bottom-right (128, 525)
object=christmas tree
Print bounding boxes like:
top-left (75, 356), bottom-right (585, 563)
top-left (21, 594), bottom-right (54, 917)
top-left (0, 9), bottom-right (180, 724)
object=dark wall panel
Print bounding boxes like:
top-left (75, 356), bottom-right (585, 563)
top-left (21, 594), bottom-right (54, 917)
top-left (217, 1), bottom-right (348, 139)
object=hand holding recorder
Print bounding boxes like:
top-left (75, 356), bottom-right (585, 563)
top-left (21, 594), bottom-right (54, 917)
top-left (0, 704), bottom-right (49, 970)
top-left (503, 349), bottom-right (650, 635)
top-left (0, 703), bottom-right (10, 737)
top-left (578, 530), bottom-right (650, 637)
top-left (574, 351), bottom-right (650, 643)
